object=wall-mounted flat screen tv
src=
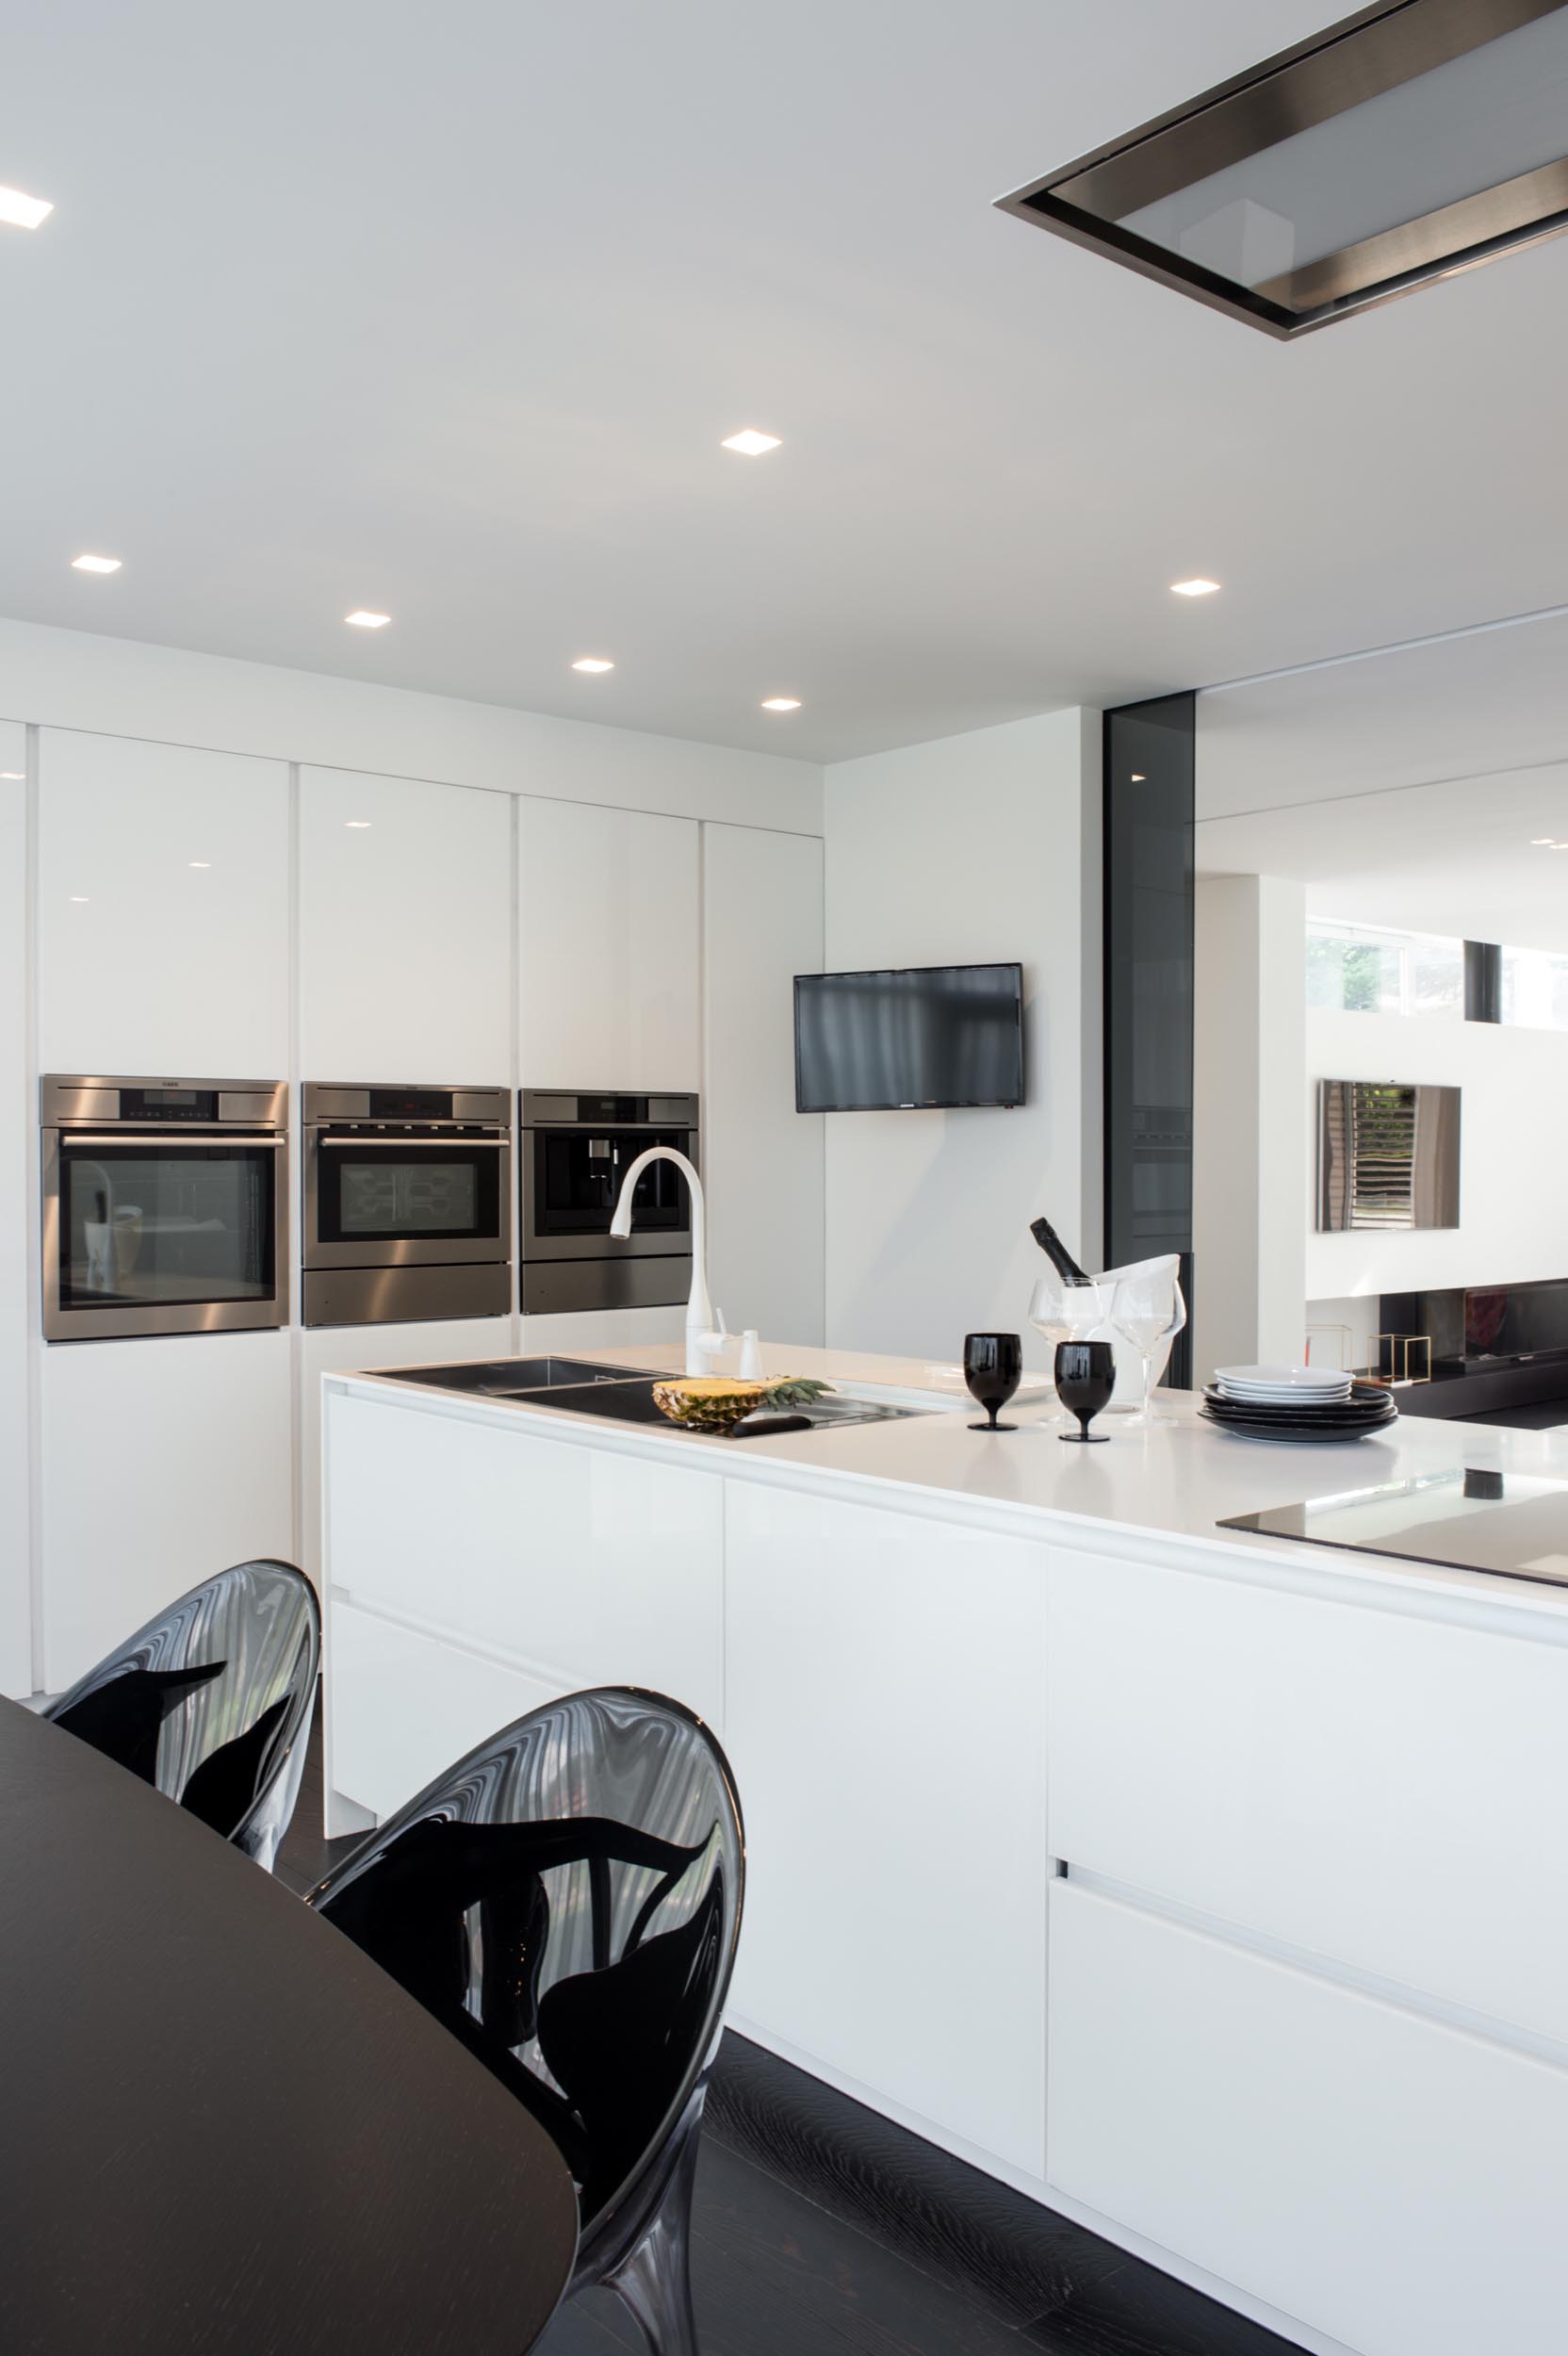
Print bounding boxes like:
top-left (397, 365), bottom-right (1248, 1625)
top-left (794, 962), bottom-right (1024, 1113)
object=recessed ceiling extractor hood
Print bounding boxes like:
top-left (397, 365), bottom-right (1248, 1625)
top-left (997, 0), bottom-right (1568, 337)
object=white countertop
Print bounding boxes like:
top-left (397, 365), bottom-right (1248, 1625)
top-left (329, 1340), bottom-right (1568, 1628)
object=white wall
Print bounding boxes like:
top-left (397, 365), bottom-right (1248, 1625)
top-left (1305, 1007), bottom-right (1568, 1301)
top-left (821, 711), bottom-right (1100, 1367)
top-left (1192, 875), bottom-right (1306, 1382)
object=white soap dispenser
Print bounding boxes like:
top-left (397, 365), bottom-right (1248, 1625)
top-left (737, 1329), bottom-right (764, 1380)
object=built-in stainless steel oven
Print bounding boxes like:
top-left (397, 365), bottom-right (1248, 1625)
top-left (42, 1075), bottom-right (289, 1341)
top-left (519, 1090), bottom-right (697, 1315)
top-left (302, 1083), bottom-right (512, 1327)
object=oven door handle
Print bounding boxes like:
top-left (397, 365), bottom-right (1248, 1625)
top-left (61, 1133), bottom-right (289, 1150)
top-left (314, 1137), bottom-right (509, 1150)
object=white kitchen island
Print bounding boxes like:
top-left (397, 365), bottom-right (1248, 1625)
top-left (321, 1343), bottom-right (1568, 2356)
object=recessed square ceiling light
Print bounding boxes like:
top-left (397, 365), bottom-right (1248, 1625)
top-left (72, 553), bottom-right (122, 574)
top-left (571, 657), bottom-right (614, 673)
top-left (997, 0), bottom-right (1568, 337)
top-left (760, 696), bottom-right (802, 712)
top-left (722, 430), bottom-right (782, 455)
top-left (1170, 578), bottom-right (1220, 597)
top-left (345, 610), bottom-right (391, 629)
top-left (0, 186), bottom-right (53, 229)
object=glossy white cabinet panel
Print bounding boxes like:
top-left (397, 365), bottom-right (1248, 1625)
top-left (1048, 1548), bottom-right (1568, 2042)
top-left (37, 729), bottom-right (288, 1075)
top-left (702, 825), bottom-right (824, 1349)
top-left (519, 1305), bottom-right (683, 1355)
top-left (330, 1600), bottom-right (559, 1821)
top-left (518, 797), bottom-right (699, 1088)
top-left (40, 1330), bottom-right (293, 1692)
top-left (0, 739), bottom-right (30, 1693)
top-left (1048, 1884), bottom-right (1568, 2356)
top-left (325, 1388), bottom-right (723, 1722)
top-left (299, 767), bottom-right (512, 1083)
top-left (299, 1317), bottom-right (512, 1585)
top-left (723, 1481), bottom-right (1048, 2173)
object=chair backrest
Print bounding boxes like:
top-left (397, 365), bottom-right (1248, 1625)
top-left (309, 1687), bottom-right (744, 2253)
top-left (45, 1561), bottom-right (320, 1867)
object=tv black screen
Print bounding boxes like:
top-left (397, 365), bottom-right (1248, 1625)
top-left (793, 963), bottom-right (1024, 1113)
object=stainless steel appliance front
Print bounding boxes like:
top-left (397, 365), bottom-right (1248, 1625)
top-left (302, 1082), bottom-right (512, 1327)
top-left (519, 1090), bottom-right (697, 1315)
top-left (41, 1074), bottom-right (289, 1341)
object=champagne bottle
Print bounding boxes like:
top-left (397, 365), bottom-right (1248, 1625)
top-left (1029, 1216), bottom-right (1092, 1285)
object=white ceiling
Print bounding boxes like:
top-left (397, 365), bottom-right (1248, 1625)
top-left (1196, 611), bottom-right (1568, 952)
top-left (5, 1), bottom-right (1568, 761)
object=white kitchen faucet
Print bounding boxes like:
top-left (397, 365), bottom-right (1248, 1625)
top-left (608, 1146), bottom-right (722, 1377)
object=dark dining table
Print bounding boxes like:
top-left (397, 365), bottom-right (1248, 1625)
top-left (0, 1694), bottom-right (579, 2355)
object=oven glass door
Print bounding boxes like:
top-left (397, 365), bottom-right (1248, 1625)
top-left (57, 1139), bottom-right (279, 1313)
top-left (312, 1136), bottom-right (505, 1265)
top-left (531, 1127), bottom-right (692, 1244)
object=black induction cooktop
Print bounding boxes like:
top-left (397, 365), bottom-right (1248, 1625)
top-left (1220, 1466), bottom-right (1568, 1589)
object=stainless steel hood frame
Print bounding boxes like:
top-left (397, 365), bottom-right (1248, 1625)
top-left (995, 0), bottom-right (1568, 338)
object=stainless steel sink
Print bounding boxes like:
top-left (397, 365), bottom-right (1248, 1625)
top-left (378, 1355), bottom-right (669, 1398)
top-left (374, 1358), bottom-right (927, 1435)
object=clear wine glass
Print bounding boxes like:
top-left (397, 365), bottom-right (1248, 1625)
top-left (1028, 1275), bottom-right (1107, 1425)
top-left (1109, 1270), bottom-right (1187, 1425)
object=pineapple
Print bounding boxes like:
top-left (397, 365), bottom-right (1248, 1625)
top-left (651, 1375), bottom-right (833, 1433)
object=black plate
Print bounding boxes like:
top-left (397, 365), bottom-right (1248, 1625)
top-left (1200, 1405), bottom-right (1394, 1443)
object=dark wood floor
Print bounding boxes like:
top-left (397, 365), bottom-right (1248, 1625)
top-left (280, 1714), bottom-right (1298, 2356)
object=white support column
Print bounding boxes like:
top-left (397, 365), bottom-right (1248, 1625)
top-left (1192, 874), bottom-right (1306, 1382)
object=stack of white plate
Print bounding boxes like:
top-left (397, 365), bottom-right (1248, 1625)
top-left (1215, 1364), bottom-right (1351, 1405)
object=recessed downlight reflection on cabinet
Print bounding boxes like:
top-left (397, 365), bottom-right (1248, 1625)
top-left (0, 771), bottom-right (22, 780)
top-left (1170, 578), bottom-right (1219, 597)
top-left (345, 610), bottom-right (390, 629)
top-left (188, 860), bottom-right (211, 870)
top-left (572, 657), bottom-right (614, 674)
top-left (761, 696), bottom-right (801, 712)
top-left (345, 820), bottom-right (371, 829)
top-left (72, 553), bottom-right (122, 574)
top-left (0, 185), bottom-right (53, 229)
top-left (69, 895), bottom-right (88, 904)
top-left (722, 429), bottom-right (781, 455)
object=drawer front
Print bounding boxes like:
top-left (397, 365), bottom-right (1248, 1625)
top-left (329, 1601), bottom-right (561, 1822)
top-left (1048, 1548), bottom-right (1568, 2040)
top-left (1049, 1884), bottom-right (1568, 2356)
top-left (324, 1391), bottom-right (724, 1726)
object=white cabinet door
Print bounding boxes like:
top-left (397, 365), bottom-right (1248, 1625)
top-left (299, 1317), bottom-right (513, 1586)
top-left (41, 1330), bottom-right (293, 1691)
top-left (702, 824), bottom-right (824, 1348)
top-left (324, 1389), bottom-right (724, 1724)
top-left (1048, 1547), bottom-right (1568, 2043)
top-left (518, 798), bottom-right (699, 1088)
top-left (299, 767), bottom-right (512, 1083)
top-left (38, 730), bottom-right (288, 1075)
top-left (722, 1481), bottom-right (1049, 2174)
top-left (1048, 1883), bottom-right (1568, 2356)
top-left (330, 1600), bottom-right (562, 1821)
top-left (0, 734), bottom-right (30, 1693)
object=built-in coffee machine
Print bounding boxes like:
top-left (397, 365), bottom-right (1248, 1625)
top-left (518, 1090), bottom-right (698, 1315)
top-left (302, 1083), bottom-right (512, 1326)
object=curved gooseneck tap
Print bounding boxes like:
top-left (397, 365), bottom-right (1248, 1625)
top-left (609, 1147), bottom-right (716, 1376)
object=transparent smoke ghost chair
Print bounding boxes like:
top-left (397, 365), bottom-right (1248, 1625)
top-left (308, 1687), bottom-right (744, 2356)
top-left (45, 1560), bottom-right (320, 1871)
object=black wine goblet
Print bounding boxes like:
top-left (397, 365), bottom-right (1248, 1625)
top-left (964, 1332), bottom-right (1022, 1432)
top-left (1054, 1340), bottom-right (1115, 1443)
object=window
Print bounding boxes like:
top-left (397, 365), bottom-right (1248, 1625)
top-left (1500, 945), bottom-right (1568, 1034)
top-left (1305, 922), bottom-right (1462, 1018)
